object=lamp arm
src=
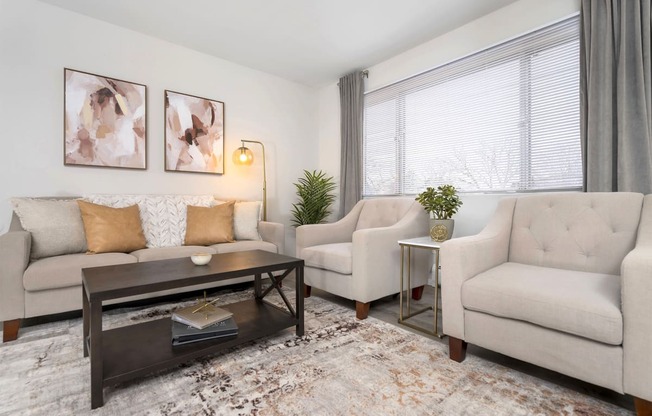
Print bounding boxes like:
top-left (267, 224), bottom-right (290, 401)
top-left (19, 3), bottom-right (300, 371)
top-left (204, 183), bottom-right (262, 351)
top-left (241, 140), bottom-right (267, 221)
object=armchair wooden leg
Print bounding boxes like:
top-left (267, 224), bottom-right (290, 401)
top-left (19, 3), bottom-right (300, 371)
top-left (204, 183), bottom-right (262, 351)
top-left (3, 319), bottom-right (21, 342)
top-left (449, 337), bottom-right (467, 362)
top-left (635, 397), bottom-right (652, 416)
top-left (303, 284), bottom-right (311, 298)
top-left (411, 285), bottom-right (425, 301)
top-left (355, 301), bottom-right (370, 320)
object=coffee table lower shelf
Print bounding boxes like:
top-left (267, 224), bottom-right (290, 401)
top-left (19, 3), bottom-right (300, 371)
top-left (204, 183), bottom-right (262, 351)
top-left (96, 299), bottom-right (296, 387)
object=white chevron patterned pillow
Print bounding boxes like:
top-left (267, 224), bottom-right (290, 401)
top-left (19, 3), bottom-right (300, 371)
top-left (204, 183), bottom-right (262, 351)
top-left (83, 194), bottom-right (217, 247)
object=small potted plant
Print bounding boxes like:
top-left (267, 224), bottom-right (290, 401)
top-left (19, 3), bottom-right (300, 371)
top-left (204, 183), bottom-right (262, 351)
top-left (415, 184), bottom-right (463, 242)
top-left (290, 170), bottom-right (337, 227)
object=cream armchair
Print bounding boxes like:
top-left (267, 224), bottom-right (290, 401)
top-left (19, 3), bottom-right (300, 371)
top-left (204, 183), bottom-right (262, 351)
top-left (441, 192), bottom-right (652, 413)
top-left (296, 198), bottom-right (429, 319)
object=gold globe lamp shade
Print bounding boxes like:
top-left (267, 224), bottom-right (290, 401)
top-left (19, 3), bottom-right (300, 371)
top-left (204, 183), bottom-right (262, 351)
top-left (233, 145), bottom-right (254, 166)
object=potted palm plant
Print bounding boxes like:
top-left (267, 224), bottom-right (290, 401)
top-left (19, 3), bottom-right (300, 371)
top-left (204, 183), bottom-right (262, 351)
top-left (291, 170), bottom-right (337, 227)
top-left (415, 184), bottom-right (463, 242)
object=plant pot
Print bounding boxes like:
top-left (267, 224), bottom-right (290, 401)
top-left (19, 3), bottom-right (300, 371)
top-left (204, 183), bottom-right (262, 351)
top-left (429, 218), bottom-right (454, 242)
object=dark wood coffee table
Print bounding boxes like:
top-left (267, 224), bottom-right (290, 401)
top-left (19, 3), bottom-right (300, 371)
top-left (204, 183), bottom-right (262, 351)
top-left (81, 250), bottom-right (304, 409)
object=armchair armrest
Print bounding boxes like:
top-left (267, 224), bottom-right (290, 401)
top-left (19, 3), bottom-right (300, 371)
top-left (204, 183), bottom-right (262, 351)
top-left (0, 230), bottom-right (30, 321)
top-left (258, 221), bottom-right (285, 255)
top-left (622, 195), bottom-right (652, 401)
top-left (351, 203), bottom-right (429, 302)
top-left (295, 201), bottom-right (364, 256)
top-left (440, 198), bottom-right (516, 339)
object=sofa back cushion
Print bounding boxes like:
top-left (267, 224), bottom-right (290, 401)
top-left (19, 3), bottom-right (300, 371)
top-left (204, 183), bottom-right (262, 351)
top-left (509, 192), bottom-right (644, 275)
top-left (84, 194), bottom-right (217, 248)
top-left (11, 198), bottom-right (87, 259)
top-left (355, 198), bottom-right (414, 231)
top-left (231, 201), bottom-right (262, 241)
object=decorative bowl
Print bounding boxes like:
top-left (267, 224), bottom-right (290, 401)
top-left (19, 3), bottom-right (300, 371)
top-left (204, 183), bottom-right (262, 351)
top-left (190, 253), bottom-right (212, 266)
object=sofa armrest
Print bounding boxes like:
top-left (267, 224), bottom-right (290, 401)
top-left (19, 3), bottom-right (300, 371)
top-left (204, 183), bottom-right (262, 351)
top-left (351, 203), bottom-right (429, 302)
top-left (295, 201), bottom-right (364, 256)
top-left (0, 231), bottom-right (30, 321)
top-left (440, 197), bottom-right (516, 340)
top-left (258, 221), bottom-right (285, 255)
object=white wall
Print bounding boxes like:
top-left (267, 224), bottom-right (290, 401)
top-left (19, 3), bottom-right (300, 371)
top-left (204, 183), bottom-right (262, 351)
top-left (0, 0), bottom-right (319, 253)
top-left (316, 83), bottom-right (341, 222)
top-left (317, 0), bottom-right (580, 235)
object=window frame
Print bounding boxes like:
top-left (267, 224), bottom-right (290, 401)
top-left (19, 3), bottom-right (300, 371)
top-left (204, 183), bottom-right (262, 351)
top-left (362, 15), bottom-right (582, 197)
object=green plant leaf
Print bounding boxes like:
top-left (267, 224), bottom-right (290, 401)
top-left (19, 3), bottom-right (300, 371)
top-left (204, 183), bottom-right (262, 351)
top-left (291, 170), bottom-right (337, 226)
top-left (415, 184), bottom-right (463, 219)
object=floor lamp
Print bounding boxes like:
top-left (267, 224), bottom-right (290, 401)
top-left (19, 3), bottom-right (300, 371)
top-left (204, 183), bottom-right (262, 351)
top-left (233, 140), bottom-right (267, 221)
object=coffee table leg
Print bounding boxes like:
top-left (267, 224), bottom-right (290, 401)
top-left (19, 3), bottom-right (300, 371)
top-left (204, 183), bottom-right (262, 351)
top-left (82, 286), bottom-right (89, 357)
top-left (254, 273), bottom-right (262, 298)
top-left (296, 265), bottom-right (304, 337)
top-left (90, 300), bottom-right (103, 409)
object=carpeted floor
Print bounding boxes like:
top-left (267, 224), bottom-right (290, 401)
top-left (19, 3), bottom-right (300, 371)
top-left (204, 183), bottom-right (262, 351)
top-left (0, 287), bottom-right (633, 415)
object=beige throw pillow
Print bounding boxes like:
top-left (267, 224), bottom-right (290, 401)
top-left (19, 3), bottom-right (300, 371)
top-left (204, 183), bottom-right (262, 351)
top-left (185, 202), bottom-right (235, 245)
top-left (233, 201), bottom-right (262, 241)
top-left (11, 198), bottom-right (87, 259)
top-left (77, 200), bottom-right (147, 254)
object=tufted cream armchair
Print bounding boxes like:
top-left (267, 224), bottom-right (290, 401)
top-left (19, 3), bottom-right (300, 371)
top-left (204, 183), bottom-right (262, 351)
top-left (296, 198), bottom-right (429, 319)
top-left (441, 192), bottom-right (652, 413)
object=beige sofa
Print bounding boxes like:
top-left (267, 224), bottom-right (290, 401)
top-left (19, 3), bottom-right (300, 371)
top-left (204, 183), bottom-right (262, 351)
top-left (0, 195), bottom-right (284, 342)
top-left (296, 198), bottom-right (430, 319)
top-left (441, 192), bottom-right (652, 412)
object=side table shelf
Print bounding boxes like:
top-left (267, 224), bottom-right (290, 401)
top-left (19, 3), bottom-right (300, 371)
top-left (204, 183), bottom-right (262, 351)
top-left (398, 236), bottom-right (443, 338)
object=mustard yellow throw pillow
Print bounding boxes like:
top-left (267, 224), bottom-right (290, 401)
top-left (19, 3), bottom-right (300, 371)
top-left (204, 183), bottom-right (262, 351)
top-left (185, 201), bottom-right (235, 245)
top-left (77, 200), bottom-right (147, 254)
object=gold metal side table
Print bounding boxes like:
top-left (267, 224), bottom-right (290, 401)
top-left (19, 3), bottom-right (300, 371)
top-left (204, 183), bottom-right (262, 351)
top-left (398, 236), bottom-right (443, 338)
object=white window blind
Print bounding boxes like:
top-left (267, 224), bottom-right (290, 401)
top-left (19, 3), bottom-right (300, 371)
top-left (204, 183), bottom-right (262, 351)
top-left (363, 16), bottom-right (582, 196)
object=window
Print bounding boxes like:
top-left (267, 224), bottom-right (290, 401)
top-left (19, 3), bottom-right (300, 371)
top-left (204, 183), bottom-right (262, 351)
top-left (363, 16), bottom-right (581, 196)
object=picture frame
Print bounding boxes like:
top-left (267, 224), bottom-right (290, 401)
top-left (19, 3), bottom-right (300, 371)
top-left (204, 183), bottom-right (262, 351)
top-left (64, 68), bottom-right (147, 170)
top-left (164, 90), bottom-right (225, 175)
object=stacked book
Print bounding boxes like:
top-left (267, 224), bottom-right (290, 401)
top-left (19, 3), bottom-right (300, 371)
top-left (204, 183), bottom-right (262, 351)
top-left (171, 301), bottom-right (238, 346)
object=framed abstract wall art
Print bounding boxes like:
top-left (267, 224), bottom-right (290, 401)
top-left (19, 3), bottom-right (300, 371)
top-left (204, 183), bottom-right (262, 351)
top-left (164, 90), bottom-right (225, 174)
top-left (64, 68), bottom-right (147, 169)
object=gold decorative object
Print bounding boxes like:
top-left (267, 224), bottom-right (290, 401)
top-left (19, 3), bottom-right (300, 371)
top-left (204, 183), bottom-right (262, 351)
top-left (171, 291), bottom-right (232, 329)
top-left (192, 291), bottom-right (220, 319)
top-left (429, 218), bottom-right (454, 242)
top-left (430, 224), bottom-right (448, 242)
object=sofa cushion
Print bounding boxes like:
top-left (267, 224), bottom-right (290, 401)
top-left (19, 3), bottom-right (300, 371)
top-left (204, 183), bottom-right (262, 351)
top-left (509, 192), bottom-right (643, 275)
top-left (355, 198), bottom-right (413, 231)
top-left (11, 198), bottom-right (87, 259)
top-left (301, 243), bottom-right (352, 275)
top-left (461, 262), bottom-right (622, 345)
top-left (78, 201), bottom-right (147, 253)
top-left (184, 202), bottom-right (235, 245)
top-left (23, 253), bottom-right (137, 291)
top-left (232, 201), bottom-right (262, 241)
top-left (130, 246), bottom-right (217, 262)
top-left (84, 194), bottom-right (217, 248)
top-left (211, 240), bottom-right (277, 254)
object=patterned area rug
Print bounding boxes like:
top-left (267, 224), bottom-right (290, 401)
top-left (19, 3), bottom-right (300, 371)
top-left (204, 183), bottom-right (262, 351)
top-left (0, 287), bottom-right (632, 416)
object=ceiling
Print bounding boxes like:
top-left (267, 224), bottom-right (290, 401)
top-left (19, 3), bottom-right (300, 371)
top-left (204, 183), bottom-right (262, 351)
top-left (38, 0), bottom-right (518, 87)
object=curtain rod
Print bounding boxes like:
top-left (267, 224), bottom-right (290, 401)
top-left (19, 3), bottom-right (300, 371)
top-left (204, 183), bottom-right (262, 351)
top-left (337, 70), bottom-right (369, 86)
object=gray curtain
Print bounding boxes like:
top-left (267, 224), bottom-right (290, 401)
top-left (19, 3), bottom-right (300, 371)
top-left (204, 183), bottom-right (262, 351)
top-left (580, 0), bottom-right (652, 193)
top-left (339, 71), bottom-right (364, 217)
